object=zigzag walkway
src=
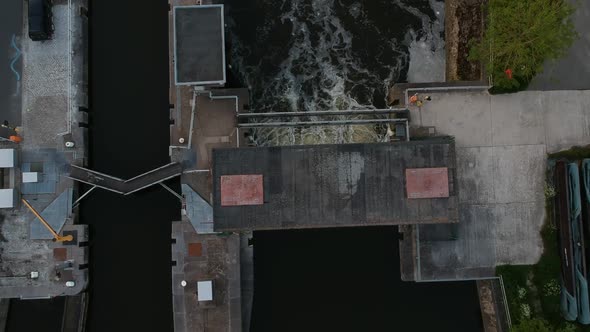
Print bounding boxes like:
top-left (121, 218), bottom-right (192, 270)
top-left (68, 162), bottom-right (182, 195)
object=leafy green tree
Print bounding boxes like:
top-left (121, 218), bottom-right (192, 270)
top-left (469, 0), bottom-right (577, 91)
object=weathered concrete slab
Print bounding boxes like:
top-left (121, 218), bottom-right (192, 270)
top-left (417, 200), bottom-right (545, 280)
top-left (492, 145), bottom-right (545, 204)
top-left (413, 91), bottom-right (492, 147)
top-left (456, 145), bottom-right (545, 205)
top-left (457, 147), bottom-right (495, 204)
top-left (22, 5), bottom-right (71, 150)
top-left (414, 90), bottom-right (590, 153)
top-left (541, 91), bottom-right (590, 153)
top-left (418, 206), bottom-right (497, 280)
top-left (493, 202), bottom-right (545, 265)
top-left (0, 221), bottom-right (88, 298)
top-left (490, 93), bottom-right (545, 146)
top-left (403, 88), bottom-right (589, 281)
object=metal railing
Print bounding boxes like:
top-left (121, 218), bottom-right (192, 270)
top-left (498, 275), bottom-right (513, 329)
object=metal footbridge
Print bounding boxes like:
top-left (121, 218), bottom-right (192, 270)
top-left (68, 162), bottom-right (183, 195)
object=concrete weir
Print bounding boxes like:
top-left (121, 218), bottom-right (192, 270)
top-left (159, 0), bottom-right (590, 330)
top-left (0, 0), bottom-right (90, 302)
top-left (167, 2), bottom-right (482, 331)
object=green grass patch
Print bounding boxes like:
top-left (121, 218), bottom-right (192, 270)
top-left (497, 219), bottom-right (580, 331)
top-left (498, 158), bottom-right (590, 331)
top-left (532, 215), bottom-right (562, 325)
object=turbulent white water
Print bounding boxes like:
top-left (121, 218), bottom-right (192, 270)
top-left (404, 0), bottom-right (446, 83)
top-left (228, 0), bottom-right (445, 145)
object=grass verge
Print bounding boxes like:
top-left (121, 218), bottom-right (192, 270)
top-left (498, 149), bottom-right (590, 331)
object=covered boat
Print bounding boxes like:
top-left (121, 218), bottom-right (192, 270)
top-left (567, 162), bottom-right (590, 324)
top-left (555, 161), bottom-right (577, 321)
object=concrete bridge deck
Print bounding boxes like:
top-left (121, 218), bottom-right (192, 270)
top-left (68, 162), bottom-right (182, 195)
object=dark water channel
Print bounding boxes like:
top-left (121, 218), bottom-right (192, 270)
top-left (82, 0), bottom-right (178, 331)
top-left (252, 227), bottom-right (482, 332)
top-left (6, 297), bottom-right (64, 332)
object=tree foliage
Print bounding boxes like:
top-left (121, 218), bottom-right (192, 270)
top-left (469, 0), bottom-right (577, 91)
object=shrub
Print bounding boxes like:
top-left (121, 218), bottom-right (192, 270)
top-left (469, 0), bottom-right (577, 92)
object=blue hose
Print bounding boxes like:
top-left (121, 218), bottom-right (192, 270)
top-left (9, 34), bottom-right (21, 82)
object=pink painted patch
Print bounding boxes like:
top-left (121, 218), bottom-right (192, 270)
top-left (220, 175), bottom-right (264, 206)
top-left (406, 168), bottom-right (449, 199)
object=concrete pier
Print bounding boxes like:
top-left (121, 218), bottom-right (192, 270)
top-left (171, 220), bottom-right (242, 332)
top-left (0, 0), bottom-right (90, 299)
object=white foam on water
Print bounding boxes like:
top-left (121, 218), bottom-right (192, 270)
top-left (401, 0), bottom-right (446, 83)
top-left (229, 0), bottom-right (431, 145)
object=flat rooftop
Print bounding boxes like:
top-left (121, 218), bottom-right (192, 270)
top-left (173, 5), bottom-right (225, 85)
top-left (212, 140), bottom-right (458, 231)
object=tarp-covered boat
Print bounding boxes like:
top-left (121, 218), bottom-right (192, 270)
top-left (567, 162), bottom-right (590, 324)
top-left (555, 161), bottom-right (577, 321)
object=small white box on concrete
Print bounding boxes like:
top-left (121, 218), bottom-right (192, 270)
top-left (0, 189), bottom-right (15, 208)
top-left (197, 280), bottom-right (213, 301)
top-left (0, 149), bottom-right (15, 168)
top-left (22, 172), bottom-right (39, 183)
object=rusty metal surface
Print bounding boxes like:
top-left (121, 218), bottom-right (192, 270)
top-left (188, 242), bottom-right (203, 257)
top-left (53, 247), bottom-right (67, 261)
top-left (406, 167), bottom-right (449, 199)
top-left (220, 175), bottom-right (263, 207)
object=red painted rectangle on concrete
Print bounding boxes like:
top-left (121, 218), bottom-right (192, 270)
top-left (406, 167), bottom-right (449, 199)
top-left (53, 248), bottom-right (67, 261)
top-left (220, 174), bottom-right (264, 206)
top-left (188, 243), bottom-right (203, 257)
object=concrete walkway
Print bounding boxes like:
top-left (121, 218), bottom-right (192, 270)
top-left (408, 89), bottom-right (590, 280)
top-left (68, 162), bottom-right (182, 195)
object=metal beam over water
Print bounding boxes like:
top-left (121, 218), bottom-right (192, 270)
top-left (237, 108), bottom-right (408, 118)
top-left (160, 182), bottom-right (183, 202)
top-left (72, 186), bottom-right (96, 209)
top-left (237, 118), bottom-right (408, 128)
